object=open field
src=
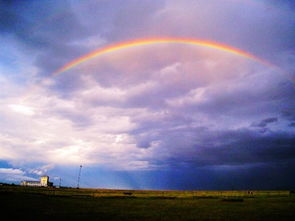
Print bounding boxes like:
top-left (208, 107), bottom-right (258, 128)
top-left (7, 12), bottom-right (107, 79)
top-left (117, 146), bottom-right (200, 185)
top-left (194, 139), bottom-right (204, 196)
top-left (1, 185), bottom-right (294, 220)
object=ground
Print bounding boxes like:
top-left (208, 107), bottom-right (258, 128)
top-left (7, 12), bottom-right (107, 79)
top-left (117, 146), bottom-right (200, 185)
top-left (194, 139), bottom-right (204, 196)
top-left (1, 186), bottom-right (294, 220)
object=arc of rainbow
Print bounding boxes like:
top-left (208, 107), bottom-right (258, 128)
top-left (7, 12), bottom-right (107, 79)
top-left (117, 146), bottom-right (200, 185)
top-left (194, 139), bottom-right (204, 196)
top-left (54, 37), bottom-right (277, 75)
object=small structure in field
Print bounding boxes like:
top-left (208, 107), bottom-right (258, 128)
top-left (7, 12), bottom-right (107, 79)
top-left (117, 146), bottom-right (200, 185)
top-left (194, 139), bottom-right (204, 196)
top-left (21, 176), bottom-right (53, 187)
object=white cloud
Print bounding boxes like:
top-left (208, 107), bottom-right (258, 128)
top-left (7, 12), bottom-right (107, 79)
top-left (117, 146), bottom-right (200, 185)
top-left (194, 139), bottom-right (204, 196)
top-left (166, 87), bottom-right (207, 107)
top-left (9, 104), bottom-right (35, 116)
top-left (28, 164), bottom-right (54, 176)
top-left (0, 168), bottom-right (24, 175)
top-left (0, 168), bottom-right (36, 182)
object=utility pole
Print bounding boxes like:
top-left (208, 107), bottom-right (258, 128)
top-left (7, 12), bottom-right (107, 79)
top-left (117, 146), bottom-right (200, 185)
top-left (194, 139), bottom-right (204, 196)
top-left (59, 177), bottom-right (62, 188)
top-left (77, 165), bottom-right (82, 189)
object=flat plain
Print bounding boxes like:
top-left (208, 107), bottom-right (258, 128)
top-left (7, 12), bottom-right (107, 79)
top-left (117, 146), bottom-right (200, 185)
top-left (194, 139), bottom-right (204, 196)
top-left (1, 185), bottom-right (294, 220)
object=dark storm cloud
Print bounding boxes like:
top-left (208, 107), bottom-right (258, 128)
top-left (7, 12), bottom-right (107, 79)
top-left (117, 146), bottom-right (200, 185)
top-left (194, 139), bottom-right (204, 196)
top-left (145, 127), bottom-right (295, 168)
top-left (158, 160), bottom-right (295, 190)
top-left (0, 0), bottom-right (93, 74)
top-left (271, 0), bottom-right (295, 9)
top-left (1, 1), bottom-right (82, 46)
top-left (251, 117), bottom-right (278, 128)
top-left (282, 109), bottom-right (295, 121)
top-left (201, 130), bottom-right (295, 166)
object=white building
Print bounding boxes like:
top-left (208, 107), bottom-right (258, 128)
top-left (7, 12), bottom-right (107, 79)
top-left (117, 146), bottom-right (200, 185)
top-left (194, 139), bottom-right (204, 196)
top-left (21, 176), bottom-right (53, 187)
top-left (20, 180), bottom-right (41, 187)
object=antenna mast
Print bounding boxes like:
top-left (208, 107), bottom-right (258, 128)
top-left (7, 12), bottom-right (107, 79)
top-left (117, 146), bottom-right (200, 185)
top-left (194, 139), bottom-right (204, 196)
top-left (77, 165), bottom-right (82, 189)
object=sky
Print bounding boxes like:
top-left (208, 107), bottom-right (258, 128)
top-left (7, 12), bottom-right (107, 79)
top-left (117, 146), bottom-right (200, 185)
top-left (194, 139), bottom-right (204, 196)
top-left (0, 0), bottom-right (294, 190)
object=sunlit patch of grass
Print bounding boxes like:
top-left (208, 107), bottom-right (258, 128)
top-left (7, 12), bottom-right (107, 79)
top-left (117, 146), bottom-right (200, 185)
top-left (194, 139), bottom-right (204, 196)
top-left (0, 185), bottom-right (290, 199)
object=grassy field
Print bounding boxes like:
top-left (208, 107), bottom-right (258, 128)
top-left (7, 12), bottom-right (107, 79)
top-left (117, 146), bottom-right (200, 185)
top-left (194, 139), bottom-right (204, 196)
top-left (1, 185), bottom-right (294, 220)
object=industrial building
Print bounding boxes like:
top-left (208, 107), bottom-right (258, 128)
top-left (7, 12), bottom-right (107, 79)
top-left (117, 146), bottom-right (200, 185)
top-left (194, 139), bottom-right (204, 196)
top-left (21, 176), bottom-right (53, 187)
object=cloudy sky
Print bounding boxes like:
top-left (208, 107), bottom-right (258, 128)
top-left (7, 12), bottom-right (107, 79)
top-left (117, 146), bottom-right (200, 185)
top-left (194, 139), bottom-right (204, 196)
top-left (0, 0), bottom-right (294, 190)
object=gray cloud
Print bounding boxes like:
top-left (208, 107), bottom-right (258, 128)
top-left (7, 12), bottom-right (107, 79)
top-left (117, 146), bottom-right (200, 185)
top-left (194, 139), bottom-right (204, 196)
top-left (251, 117), bottom-right (278, 128)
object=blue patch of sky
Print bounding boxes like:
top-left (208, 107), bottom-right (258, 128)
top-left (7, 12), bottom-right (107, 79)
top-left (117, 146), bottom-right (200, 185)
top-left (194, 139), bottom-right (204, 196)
top-left (0, 160), bottom-right (12, 169)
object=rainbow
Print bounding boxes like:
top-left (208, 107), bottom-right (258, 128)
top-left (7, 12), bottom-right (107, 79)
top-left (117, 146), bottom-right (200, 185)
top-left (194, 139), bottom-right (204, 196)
top-left (54, 37), bottom-right (275, 75)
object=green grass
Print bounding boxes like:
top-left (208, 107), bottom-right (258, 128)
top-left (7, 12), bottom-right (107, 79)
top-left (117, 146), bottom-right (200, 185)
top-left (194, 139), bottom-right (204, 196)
top-left (1, 186), bottom-right (294, 220)
top-left (0, 185), bottom-right (290, 198)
